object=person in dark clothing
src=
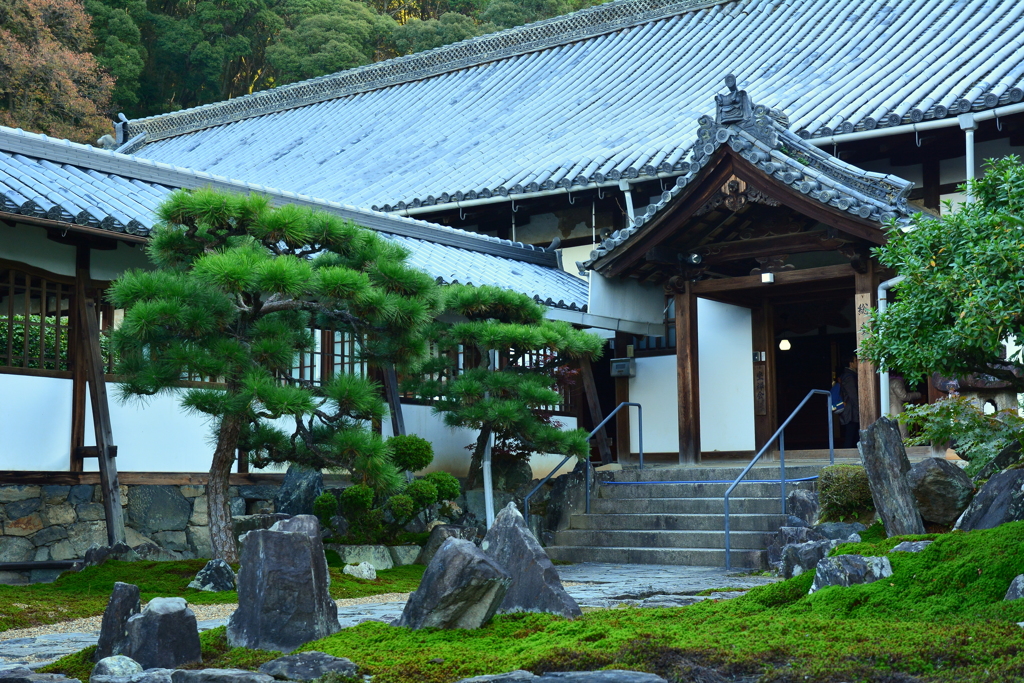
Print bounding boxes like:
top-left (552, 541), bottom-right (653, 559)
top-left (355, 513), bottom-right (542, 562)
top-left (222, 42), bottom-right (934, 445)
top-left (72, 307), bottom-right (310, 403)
top-left (837, 356), bottom-right (860, 448)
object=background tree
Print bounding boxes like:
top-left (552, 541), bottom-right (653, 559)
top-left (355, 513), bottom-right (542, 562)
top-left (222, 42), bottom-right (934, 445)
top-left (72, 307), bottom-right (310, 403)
top-left (862, 156), bottom-right (1024, 393)
top-left (83, 0), bottom-right (146, 111)
top-left (405, 284), bottom-right (604, 488)
top-left (108, 188), bottom-right (440, 561)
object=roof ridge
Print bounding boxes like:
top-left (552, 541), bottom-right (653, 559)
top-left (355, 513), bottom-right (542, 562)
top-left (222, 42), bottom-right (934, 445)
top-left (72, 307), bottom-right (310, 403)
top-left (0, 126), bottom-right (557, 266)
top-left (121, 0), bottom-right (729, 143)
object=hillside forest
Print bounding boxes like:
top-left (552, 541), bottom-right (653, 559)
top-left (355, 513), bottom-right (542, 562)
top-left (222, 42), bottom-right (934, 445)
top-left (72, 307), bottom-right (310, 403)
top-left (0, 0), bottom-right (601, 143)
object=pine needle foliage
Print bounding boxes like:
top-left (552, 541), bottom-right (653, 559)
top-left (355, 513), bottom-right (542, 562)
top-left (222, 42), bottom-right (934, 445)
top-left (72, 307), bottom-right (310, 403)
top-left (404, 284), bottom-right (604, 484)
top-left (107, 188), bottom-right (440, 561)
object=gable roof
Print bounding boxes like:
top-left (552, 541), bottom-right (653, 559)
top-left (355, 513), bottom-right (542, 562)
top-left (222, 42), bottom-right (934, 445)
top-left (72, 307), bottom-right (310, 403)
top-left (0, 127), bottom-right (587, 310)
top-left (123, 0), bottom-right (1024, 212)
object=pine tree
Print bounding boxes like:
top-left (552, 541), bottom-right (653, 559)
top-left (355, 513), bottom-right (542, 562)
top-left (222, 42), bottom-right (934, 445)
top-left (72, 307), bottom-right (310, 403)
top-left (405, 284), bottom-right (604, 488)
top-left (108, 188), bottom-right (439, 561)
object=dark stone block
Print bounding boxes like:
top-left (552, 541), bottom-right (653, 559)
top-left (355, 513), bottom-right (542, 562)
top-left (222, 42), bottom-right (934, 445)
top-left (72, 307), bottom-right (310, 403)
top-left (813, 522), bottom-right (866, 541)
top-left (272, 466), bottom-right (323, 516)
top-left (810, 554), bottom-right (893, 593)
top-left (32, 526), bottom-right (69, 547)
top-left (781, 539), bottom-right (836, 579)
top-left (416, 525), bottom-right (477, 565)
top-left (95, 582), bottom-right (141, 661)
top-left (396, 538), bottom-right (510, 629)
top-left (258, 651), bottom-right (358, 681)
top-left (787, 490), bottom-right (819, 526)
top-left (975, 442), bottom-right (1022, 482)
top-left (68, 485), bottom-right (94, 505)
top-left (857, 418), bottom-right (925, 536)
top-left (76, 503), bottom-right (106, 522)
top-left (480, 503), bottom-right (580, 618)
top-left (785, 515), bottom-right (810, 528)
top-left (1004, 574), bottom-right (1024, 601)
top-left (0, 537), bottom-right (36, 562)
top-left (955, 468), bottom-right (1024, 531)
top-left (170, 670), bottom-right (274, 683)
top-left (125, 597), bottom-right (202, 670)
top-left (767, 526), bottom-right (824, 565)
top-left (907, 458), bottom-right (974, 525)
top-left (237, 486), bottom-right (280, 501)
top-left (889, 540), bottom-right (933, 553)
top-left (0, 669), bottom-right (81, 683)
top-left (41, 485), bottom-right (71, 504)
top-left (6, 498), bottom-right (41, 520)
top-left (188, 559), bottom-right (236, 592)
top-left (127, 487), bottom-right (192, 535)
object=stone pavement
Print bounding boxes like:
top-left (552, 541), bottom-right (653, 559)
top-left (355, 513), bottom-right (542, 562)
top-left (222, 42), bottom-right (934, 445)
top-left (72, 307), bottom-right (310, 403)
top-left (0, 563), bottom-right (777, 669)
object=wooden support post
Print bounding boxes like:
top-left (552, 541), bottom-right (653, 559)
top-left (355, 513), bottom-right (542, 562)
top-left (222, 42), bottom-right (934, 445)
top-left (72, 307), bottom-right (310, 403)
top-left (675, 283), bottom-right (700, 465)
top-left (922, 157), bottom-right (941, 211)
top-left (79, 295), bottom-right (126, 546)
top-left (69, 248), bottom-right (89, 472)
top-left (383, 364), bottom-right (406, 437)
top-left (613, 332), bottom-right (631, 464)
top-left (579, 356), bottom-right (613, 465)
top-left (751, 299), bottom-right (777, 452)
top-left (855, 264), bottom-right (880, 428)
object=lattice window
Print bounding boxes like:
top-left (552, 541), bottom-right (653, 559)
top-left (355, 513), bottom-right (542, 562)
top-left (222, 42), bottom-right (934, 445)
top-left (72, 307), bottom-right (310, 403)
top-left (292, 328), bottom-right (367, 385)
top-left (0, 266), bottom-right (73, 372)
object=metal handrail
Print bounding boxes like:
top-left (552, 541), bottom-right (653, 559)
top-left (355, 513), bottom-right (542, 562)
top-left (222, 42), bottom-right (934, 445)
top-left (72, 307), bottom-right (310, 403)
top-left (723, 389), bottom-right (834, 570)
top-left (523, 401), bottom-right (643, 527)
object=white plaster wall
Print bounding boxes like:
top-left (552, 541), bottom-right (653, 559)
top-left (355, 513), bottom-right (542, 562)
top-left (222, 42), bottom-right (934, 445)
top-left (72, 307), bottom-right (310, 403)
top-left (91, 243), bottom-right (153, 281)
top-left (559, 245), bottom-right (593, 280)
top-left (588, 275), bottom-right (664, 324)
top-left (0, 374), bottom-right (73, 470)
top-left (628, 355), bottom-right (677, 454)
top-left (697, 299), bottom-right (755, 452)
top-left (0, 223), bottom-right (76, 277)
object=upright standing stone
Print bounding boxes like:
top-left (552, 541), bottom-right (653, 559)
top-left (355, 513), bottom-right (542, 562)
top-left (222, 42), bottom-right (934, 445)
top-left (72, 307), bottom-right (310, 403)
top-left (95, 582), bottom-right (141, 661)
top-left (857, 417), bottom-right (925, 536)
top-left (954, 468), bottom-right (1024, 531)
top-left (273, 466), bottom-right (323, 516)
top-left (481, 503), bottom-right (580, 618)
top-left (415, 525), bottom-right (477, 565)
top-left (228, 515), bottom-right (339, 652)
top-left (125, 598), bottom-right (202, 670)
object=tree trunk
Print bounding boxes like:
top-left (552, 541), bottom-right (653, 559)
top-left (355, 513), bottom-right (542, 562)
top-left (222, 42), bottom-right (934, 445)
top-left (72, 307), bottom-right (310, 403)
top-left (209, 413), bottom-right (244, 563)
top-left (465, 425), bottom-right (491, 490)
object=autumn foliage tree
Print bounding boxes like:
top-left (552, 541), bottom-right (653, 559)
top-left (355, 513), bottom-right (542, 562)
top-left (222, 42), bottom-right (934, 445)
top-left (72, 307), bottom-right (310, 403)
top-left (0, 0), bottom-right (113, 141)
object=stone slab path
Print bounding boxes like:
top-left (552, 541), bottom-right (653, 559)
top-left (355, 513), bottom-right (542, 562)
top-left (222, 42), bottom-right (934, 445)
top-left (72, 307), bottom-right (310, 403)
top-left (0, 563), bottom-right (776, 669)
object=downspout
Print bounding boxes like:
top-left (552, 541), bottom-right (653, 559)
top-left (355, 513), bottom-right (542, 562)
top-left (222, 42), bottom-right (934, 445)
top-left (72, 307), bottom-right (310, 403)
top-left (481, 348), bottom-right (498, 528)
top-left (877, 275), bottom-right (905, 417)
top-left (959, 112), bottom-right (977, 198)
top-left (619, 180), bottom-right (635, 225)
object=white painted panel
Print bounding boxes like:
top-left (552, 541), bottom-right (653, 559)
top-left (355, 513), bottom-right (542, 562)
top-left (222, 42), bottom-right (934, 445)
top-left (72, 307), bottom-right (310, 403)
top-left (0, 374), bottom-right (72, 470)
top-left (628, 355), bottom-right (678, 454)
top-left (91, 243), bottom-right (153, 281)
top-left (588, 275), bottom-right (664, 324)
top-left (698, 298), bottom-right (755, 452)
top-left (0, 223), bottom-right (76, 277)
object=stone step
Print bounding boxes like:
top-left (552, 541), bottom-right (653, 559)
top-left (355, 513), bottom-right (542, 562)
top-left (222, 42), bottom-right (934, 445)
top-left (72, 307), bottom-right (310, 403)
top-left (597, 480), bottom-right (815, 499)
top-left (552, 528), bottom-right (769, 550)
top-left (569, 513), bottom-right (786, 532)
top-left (606, 465), bottom-right (824, 483)
top-left (545, 545), bottom-right (767, 569)
top-left (588, 496), bottom-right (785, 515)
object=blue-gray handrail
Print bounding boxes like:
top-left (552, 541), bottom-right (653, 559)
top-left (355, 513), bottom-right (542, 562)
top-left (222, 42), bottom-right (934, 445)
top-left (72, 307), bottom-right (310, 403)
top-left (723, 389), bottom-right (834, 570)
top-left (523, 402), bottom-right (642, 528)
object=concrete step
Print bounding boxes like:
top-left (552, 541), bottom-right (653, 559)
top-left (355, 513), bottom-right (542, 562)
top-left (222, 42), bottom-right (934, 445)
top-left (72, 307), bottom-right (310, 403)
top-left (545, 545), bottom-right (767, 569)
top-left (606, 465), bottom-right (823, 483)
top-left (597, 480), bottom-right (815, 499)
top-left (588, 496), bottom-right (785, 515)
top-left (569, 513), bottom-right (786, 532)
top-left (552, 528), bottom-right (769, 550)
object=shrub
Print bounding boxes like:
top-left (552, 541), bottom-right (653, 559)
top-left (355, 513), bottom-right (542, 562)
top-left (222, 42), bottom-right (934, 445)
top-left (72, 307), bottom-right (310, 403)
top-left (386, 494), bottom-right (416, 525)
top-left (424, 471), bottom-right (461, 501)
top-left (339, 484), bottom-right (374, 516)
top-left (314, 491), bottom-right (339, 531)
top-left (387, 434), bottom-right (434, 473)
top-left (818, 464), bottom-right (874, 523)
top-left (405, 479), bottom-right (438, 509)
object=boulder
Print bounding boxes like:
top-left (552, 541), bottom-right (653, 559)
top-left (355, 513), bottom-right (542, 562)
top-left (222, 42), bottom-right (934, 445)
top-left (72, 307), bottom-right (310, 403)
top-left (454, 673), bottom-right (667, 683)
top-left (809, 554), bottom-right (893, 593)
top-left (258, 652), bottom-right (358, 681)
top-left (415, 525), bottom-right (478, 565)
top-left (188, 560), bottom-right (236, 592)
top-left (0, 537), bottom-right (35, 563)
top-left (95, 582), bottom-right (141, 661)
top-left (890, 540), bottom-right (933, 553)
top-left (127, 486), bottom-right (192, 535)
top-left (169, 671), bottom-right (274, 683)
top-left (125, 598), bottom-right (202, 670)
top-left (814, 522), bottom-right (867, 541)
top-left (975, 442), bottom-right (1022, 482)
top-left (781, 539), bottom-right (837, 579)
top-left (228, 517), bottom-right (339, 652)
top-left (1005, 574), bottom-right (1024, 601)
top-left (954, 468), bottom-right (1024, 531)
top-left (343, 562), bottom-right (376, 580)
top-left (767, 526), bottom-right (824, 565)
top-left (784, 515), bottom-right (810, 528)
top-left (907, 458), bottom-right (975, 525)
top-left (388, 545), bottom-right (421, 567)
top-left (0, 671), bottom-right (81, 683)
top-left (273, 466), bottom-right (323, 517)
top-left (480, 502), bottom-right (581, 618)
top-left (323, 544), bottom-right (393, 570)
top-left (395, 538), bottom-right (510, 629)
top-left (91, 656), bottom-right (142, 678)
top-left (232, 514), bottom-right (289, 554)
top-left (857, 418), bottom-right (925, 536)
top-left (787, 489), bottom-right (819, 526)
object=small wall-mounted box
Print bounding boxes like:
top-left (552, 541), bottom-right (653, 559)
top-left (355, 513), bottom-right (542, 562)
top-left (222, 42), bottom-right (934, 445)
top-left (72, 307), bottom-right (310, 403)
top-left (609, 357), bottom-right (637, 378)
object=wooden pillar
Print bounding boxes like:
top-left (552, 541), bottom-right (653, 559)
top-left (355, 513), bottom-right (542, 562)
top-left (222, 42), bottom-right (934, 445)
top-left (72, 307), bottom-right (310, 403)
top-left (855, 263), bottom-right (880, 427)
top-left (69, 246), bottom-right (89, 472)
top-left (922, 157), bottom-right (941, 211)
top-left (383, 364), bottom-right (406, 437)
top-left (675, 283), bottom-right (700, 465)
top-left (579, 356), bottom-right (613, 464)
top-left (751, 299), bottom-right (777, 451)
top-left (613, 332), bottom-right (631, 463)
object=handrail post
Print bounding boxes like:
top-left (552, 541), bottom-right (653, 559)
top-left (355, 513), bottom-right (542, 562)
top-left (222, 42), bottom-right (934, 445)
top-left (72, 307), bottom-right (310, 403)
top-left (637, 404), bottom-right (644, 470)
top-left (779, 430), bottom-right (786, 515)
top-left (585, 459), bottom-right (591, 514)
top-left (827, 399), bottom-right (835, 466)
top-left (724, 495), bottom-right (731, 570)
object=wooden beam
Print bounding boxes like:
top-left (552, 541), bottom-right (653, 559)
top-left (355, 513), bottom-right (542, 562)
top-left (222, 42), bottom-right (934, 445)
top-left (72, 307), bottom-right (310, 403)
top-left (696, 231), bottom-right (848, 265)
top-left (614, 333), bottom-right (631, 463)
top-left (855, 263), bottom-right (880, 428)
top-left (0, 471), bottom-right (294, 486)
top-left (579, 357), bottom-right (613, 465)
top-left (691, 264), bottom-right (856, 295)
top-left (675, 283), bottom-right (700, 465)
top-left (69, 248), bottom-right (89, 472)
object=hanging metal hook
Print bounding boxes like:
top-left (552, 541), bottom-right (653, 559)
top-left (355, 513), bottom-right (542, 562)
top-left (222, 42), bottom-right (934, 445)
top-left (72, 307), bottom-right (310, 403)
top-left (597, 184), bottom-right (606, 200)
top-left (915, 129), bottom-right (922, 147)
top-left (567, 190), bottom-right (576, 205)
top-left (832, 143), bottom-right (838, 158)
top-left (457, 202), bottom-right (466, 221)
top-left (997, 115), bottom-right (1003, 132)
top-left (511, 199), bottom-right (519, 213)
top-left (660, 178), bottom-right (668, 192)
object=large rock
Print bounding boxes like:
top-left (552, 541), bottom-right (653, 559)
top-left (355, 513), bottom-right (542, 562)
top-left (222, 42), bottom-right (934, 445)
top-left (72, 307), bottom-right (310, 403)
top-left (767, 526), bottom-right (824, 565)
top-left (228, 516), bottom-right (339, 652)
top-left (258, 652), bottom-right (358, 681)
top-left (0, 536), bottom-right (35, 562)
top-left (323, 544), bottom-right (393, 570)
top-left (814, 521), bottom-right (866, 541)
top-left (95, 582), bottom-right (141, 661)
top-left (388, 545), bottom-right (420, 567)
top-left (395, 538), bottom-right (510, 630)
top-left (809, 554), bottom-right (893, 593)
top-left (480, 502), bottom-right (581, 618)
top-left (91, 656), bottom-right (142, 678)
top-left (415, 525), bottom-right (478, 565)
top-left (343, 562), bottom-right (376, 580)
top-left (127, 487), bottom-right (192, 535)
top-left (975, 442), bottom-right (1022, 482)
top-left (273, 466), bottom-right (323, 517)
top-left (781, 539), bottom-right (837, 579)
top-left (954, 468), bottom-right (1024, 531)
top-left (232, 514), bottom-right (289, 554)
top-left (169, 670), bottom-right (274, 683)
top-left (890, 541), bottom-right (933, 553)
top-left (455, 673), bottom-right (667, 683)
top-left (857, 418), bottom-right (925, 536)
top-left (125, 598), bottom-right (202, 670)
top-left (188, 560), bottom-right (236, 592)
top-left (907, 458), bottom-right (975, 525)
top-left (1004, 575), bottom-right (1024, 601)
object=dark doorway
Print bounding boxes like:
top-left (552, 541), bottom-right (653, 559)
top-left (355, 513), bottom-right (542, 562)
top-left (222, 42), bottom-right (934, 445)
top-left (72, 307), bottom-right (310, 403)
top-left (773, 297), bottom-right (856, 450)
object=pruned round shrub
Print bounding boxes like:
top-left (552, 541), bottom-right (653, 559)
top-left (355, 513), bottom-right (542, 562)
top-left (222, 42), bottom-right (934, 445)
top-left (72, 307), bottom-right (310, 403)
top-left (339, 483), bottom-right (374, 516)
top-left (388, 434), bottom-right (434, 473)
top-left (387, 493), bottom-right (415, 523)
top-left (818, 464), bottom-right (874, 522)
top-left (424, 471), bottom-right (461, 501)
top-left (405, 479), bottom-right (438, 508)
top-left (313, 490), bottom-right (339, 530)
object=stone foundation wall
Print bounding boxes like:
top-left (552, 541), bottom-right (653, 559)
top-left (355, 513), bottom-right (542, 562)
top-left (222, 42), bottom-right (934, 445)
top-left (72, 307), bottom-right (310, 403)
top-left (0, 482), bottom-right (284, 583)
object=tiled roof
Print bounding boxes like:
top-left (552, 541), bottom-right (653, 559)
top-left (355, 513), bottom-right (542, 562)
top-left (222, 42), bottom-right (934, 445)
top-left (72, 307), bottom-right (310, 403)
top-left (0, 127), bottom-right (587, 310)
top-left (125, 0), bottom-right (1024, 212)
